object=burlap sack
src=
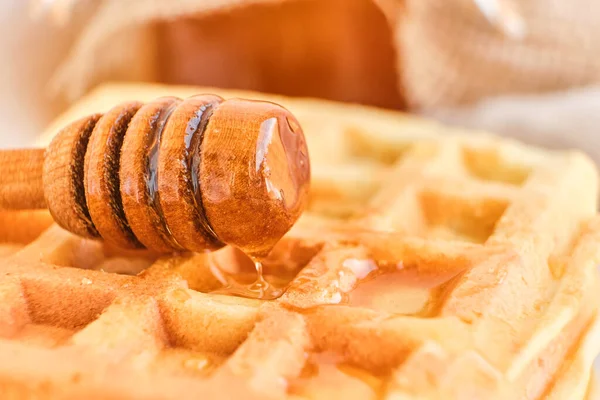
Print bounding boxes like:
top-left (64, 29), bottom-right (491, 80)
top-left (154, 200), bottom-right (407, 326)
top-left (47, 0), bottom-right (600, 110)
top-left (396, 0), bottom-right (600, 108)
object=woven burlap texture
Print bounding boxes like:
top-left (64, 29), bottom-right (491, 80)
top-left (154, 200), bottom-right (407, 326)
top-left (49, 0), bottom-right (600, 110)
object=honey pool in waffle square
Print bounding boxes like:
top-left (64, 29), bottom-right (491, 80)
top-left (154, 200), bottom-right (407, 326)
top-left (0, 83), bottom-right (599, 399)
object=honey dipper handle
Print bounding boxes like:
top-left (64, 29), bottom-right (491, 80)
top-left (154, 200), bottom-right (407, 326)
top-left (0, 149), bottom-right (46, 210)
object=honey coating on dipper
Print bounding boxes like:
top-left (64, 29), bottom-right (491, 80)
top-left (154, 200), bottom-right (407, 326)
top-left (199, 99), bottom-right (310, 258)
top-left (120, 97), bottom-right (184, 252)
top-left (158, 94), bottom-right (225, 253)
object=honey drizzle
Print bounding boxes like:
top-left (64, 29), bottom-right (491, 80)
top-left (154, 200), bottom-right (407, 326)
top-left (210, 255), bottom-right (286, 300)
top-left (343, 259), bottom-right (464, 316)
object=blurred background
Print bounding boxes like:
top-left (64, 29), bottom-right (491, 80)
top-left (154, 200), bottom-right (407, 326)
top-left (1, 0), bottom-right (600, 161)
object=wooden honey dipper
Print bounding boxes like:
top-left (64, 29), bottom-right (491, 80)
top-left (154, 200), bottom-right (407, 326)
top-left (0, 95), bottom-right (310, 258)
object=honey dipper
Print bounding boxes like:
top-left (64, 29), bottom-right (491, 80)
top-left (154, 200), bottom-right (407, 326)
top-left (0, 95), bottom-right (310, 257)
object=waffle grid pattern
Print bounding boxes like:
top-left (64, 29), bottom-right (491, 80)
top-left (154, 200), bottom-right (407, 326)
top-left (0, 84), bottom-right (599, 399)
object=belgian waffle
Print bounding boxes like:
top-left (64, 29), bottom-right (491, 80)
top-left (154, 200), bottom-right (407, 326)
top-left (0, 83), bottom-right (598, 399)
